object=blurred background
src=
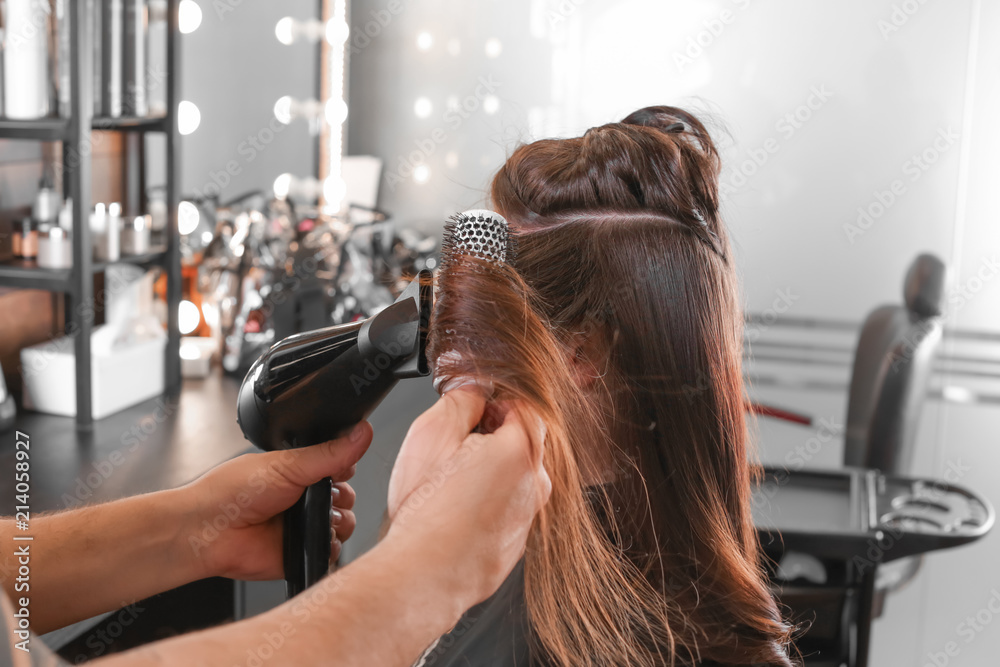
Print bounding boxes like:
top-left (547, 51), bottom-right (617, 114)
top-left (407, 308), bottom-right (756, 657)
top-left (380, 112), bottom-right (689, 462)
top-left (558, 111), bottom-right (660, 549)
top-left (0, 0), bottom-right (997, 664)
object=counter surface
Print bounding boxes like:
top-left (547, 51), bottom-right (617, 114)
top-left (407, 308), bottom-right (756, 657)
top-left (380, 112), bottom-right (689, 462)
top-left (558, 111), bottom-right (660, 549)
top-left (0, 373), bottom-right (252, 514)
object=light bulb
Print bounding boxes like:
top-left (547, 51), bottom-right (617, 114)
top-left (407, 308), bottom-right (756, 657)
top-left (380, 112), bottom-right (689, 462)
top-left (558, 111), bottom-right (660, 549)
top-left (178, 201), bottom-right (200, 235)
top-left (326, 19), bottom-right (349, 45)
top-left (325, 98), bottom-right (348, 126)
top-left (178, 100), bottom-right (201, 135)
top-left (413, 165), bottom-right (431, 184)
top-left (323, 176), bottom-right (347, 208)
top-left (275, 17), bottom-right (295, 45)
top-left (273, 174), bottom-right (292, 200)
top-left (178, 0), bottom-right (202, 34)
top-left (274, 96), bottom-right (293, 124)
top-left (179, 300), bottom-right (201, 335)
top-left (485, 38), bottom-right (502, 58)
top-left (414, 97), bottom-right (433, 119)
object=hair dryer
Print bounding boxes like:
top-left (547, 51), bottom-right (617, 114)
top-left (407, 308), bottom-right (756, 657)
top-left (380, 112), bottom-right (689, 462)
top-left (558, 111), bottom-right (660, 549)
top-left (237, 269), bottom-right (433, 597)
top-left (235, 208), bottom-right (510, 598)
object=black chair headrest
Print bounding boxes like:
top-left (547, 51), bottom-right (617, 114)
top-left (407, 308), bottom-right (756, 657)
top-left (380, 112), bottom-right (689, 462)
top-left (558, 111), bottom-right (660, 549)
top-left (903, 253), bottom-right (946, 319)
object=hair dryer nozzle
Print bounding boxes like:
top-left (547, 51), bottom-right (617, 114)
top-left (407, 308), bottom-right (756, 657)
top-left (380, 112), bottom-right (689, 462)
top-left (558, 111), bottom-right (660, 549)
top-left (237, 270), bottom-right (433, 451)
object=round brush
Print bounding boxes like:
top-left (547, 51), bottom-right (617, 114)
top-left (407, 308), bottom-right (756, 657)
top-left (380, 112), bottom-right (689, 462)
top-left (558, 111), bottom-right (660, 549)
top-left (439, 208), bottom-right (513, 271)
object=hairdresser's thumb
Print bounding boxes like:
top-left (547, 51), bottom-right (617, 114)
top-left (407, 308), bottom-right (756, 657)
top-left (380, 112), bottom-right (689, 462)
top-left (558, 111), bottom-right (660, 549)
top-left (280, 421), bottom-right (373, 488)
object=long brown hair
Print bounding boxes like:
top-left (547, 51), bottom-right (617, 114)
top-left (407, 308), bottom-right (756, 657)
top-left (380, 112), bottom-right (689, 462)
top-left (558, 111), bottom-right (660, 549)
top-left (429, 106), bottom-right (796, 666)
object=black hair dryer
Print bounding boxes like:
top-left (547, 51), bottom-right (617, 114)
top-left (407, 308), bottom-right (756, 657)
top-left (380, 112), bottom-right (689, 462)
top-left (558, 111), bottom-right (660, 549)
top-left (237, 270), bottom-right (433, 597)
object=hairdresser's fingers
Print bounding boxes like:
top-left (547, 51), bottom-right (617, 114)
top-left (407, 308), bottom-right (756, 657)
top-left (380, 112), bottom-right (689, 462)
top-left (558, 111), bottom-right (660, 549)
top-left (490, 407), bottom-right (551, 505)
top-left (331, 482), bottom-right (356, 511)
top-left (331, 538), bottom-right (342, 564)
top-left (493, 405), bottom-right (546, 466)
top-left (393, 384), bottom-right (486, 470)
top-left (278, 422), bottom-right (373, 488)
top-left (332, 508), bottom-right (357, 543)
top-left (408, 383), bottom-right (488, 455)
top-left (389, 385), bottom-right (489, 516)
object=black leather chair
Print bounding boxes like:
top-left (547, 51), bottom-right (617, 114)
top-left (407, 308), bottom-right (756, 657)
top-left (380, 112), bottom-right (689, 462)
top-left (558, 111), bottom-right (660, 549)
top-left (763, 253), bottom-right (947, 667)
top-left (843, 253), bottom-right (946, 474)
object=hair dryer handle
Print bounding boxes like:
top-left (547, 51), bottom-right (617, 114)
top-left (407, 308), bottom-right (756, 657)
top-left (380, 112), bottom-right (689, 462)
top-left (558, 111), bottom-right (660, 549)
top-left (283, 478), bottom-right (333, 597)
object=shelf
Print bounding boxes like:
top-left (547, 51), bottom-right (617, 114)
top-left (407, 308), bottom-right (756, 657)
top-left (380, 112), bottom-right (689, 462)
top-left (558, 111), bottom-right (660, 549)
top-left (0, 259), bottom-right (72, 291)
top-left (92, 116), bottom-right (168, 132)
top-left (0, 115), bottom-right (168, 141)
top-left (0, 118), bottom-right (69, 141)
top-left (93, 248), bottom-right (168, 272)
top-left (10, 0), bottom-right (182, 427)
top-left (0, 249), bottom-right (167, 292)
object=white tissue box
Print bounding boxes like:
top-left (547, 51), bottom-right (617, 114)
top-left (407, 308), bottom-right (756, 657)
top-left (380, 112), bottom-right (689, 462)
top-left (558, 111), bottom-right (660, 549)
top-left (20, 333), bottom-right (167, 419)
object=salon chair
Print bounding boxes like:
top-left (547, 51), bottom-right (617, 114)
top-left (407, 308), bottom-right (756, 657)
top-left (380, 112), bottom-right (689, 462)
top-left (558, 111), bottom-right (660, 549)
top-left (751, 254), bottom-right (983, 667)
top-left (842, 252), bottom-right (946, 473)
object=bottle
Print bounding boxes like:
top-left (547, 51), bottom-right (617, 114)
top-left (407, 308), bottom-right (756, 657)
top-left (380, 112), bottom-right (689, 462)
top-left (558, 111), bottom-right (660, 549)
top-left (59, 197), bottom-right (73, 231)
top-left (146, 0), bottom-right (168, 116)
top-left (38, 226), bottom-right (72, 269)
top-left (3, 0), bottom-right (51, 119)
top-left (55, 0), bottom-right (71, 117)
top-left (122, 215), bottom-right (150, 255)
top-left (122, 0), bottom-right (147, 116)
top-left (91, 0), bottom-right (103, 115)
top-left (33, 176), bottom-right (61, 226)
top-left (15, 218), bottom-right (38, 259)
top-left (91, 202), bottom-right (107, 260)
top-left (106, 202), bottom-right (122, 261)
top-left (11, 222), bottom-right (23, 258)
top-left (102, 0), bottom-right (124, 118)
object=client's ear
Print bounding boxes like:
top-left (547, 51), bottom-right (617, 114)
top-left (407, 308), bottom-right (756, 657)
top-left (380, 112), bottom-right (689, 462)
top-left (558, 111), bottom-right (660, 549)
top-left (565, 331), bottom-right (607, 389)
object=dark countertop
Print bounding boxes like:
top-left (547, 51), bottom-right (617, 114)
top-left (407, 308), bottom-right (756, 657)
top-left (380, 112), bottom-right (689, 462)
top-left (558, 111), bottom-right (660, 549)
top-left (0, 370), bottom-right (439, 563)
top-left (0, 372), bottom-right (253, 514)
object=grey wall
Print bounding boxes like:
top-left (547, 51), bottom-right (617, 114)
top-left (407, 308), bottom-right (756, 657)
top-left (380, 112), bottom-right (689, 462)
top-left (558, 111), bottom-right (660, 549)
top-left (153, 0), bottom-right (321, 202)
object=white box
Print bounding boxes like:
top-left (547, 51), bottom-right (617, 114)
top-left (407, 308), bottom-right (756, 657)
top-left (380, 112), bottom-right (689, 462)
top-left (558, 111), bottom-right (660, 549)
top-left (180, 337), bottom-right (215, 378)
top-left (20, 334), bottom-right (167, 419)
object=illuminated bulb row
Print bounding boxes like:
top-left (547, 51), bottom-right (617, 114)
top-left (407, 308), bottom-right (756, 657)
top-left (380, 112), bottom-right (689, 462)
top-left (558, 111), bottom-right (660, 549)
top-left (275, 16), bottom-right (350, 46)
top-left (408, 152), bottom-right (464, 187)
top-left (324, 0), bottom-right (348, 214)
top-left (273, 4), bottom-right (349, 213)
top-left (413, 32), bottom-right (502, 58)
top-left (414, 93), bottom-right (500, 120)
top-left (272, 174), bottom-right (347, 205)
top-left (273, 96), bottom-right (348, 126)
top-left (175, 2), bottom-right (203, 134)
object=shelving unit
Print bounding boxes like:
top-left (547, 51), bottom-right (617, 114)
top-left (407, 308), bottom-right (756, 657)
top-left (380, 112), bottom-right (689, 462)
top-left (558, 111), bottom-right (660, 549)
top-left (0, 0), bottom-right (181, 428)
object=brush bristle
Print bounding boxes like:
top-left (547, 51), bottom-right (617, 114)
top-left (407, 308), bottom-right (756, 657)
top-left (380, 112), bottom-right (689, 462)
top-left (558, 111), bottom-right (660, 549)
top-left (439, 209), bottom-right (512, 271)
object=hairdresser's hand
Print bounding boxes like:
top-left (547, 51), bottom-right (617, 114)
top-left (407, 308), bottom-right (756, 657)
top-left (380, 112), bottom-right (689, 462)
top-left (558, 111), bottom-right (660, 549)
top-left (180, 422), bottom-right (373, 581)
top-left (386, 385), bottom-right (551, 606)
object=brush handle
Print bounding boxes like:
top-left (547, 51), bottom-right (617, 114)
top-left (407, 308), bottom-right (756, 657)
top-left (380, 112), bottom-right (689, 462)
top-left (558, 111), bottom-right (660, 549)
top-left (283, 478), bottom-right (332, 597)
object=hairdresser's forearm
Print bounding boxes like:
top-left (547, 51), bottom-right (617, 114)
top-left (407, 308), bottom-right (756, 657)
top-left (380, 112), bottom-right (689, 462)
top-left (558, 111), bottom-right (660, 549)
top-left (0, 488), bottom-right (202, 634)
top-left (99, 534), bottom-right (472, 667)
